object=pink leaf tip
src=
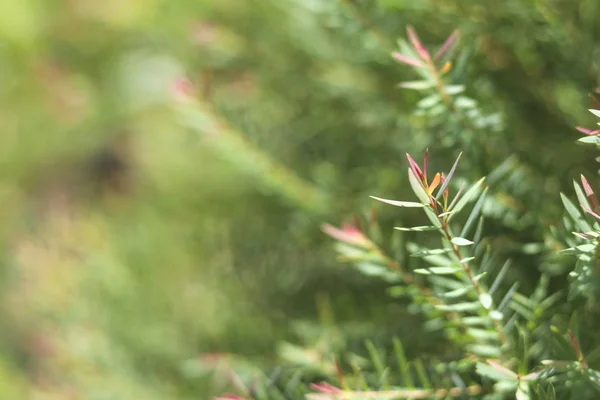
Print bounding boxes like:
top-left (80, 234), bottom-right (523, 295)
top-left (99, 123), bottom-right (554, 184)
top-left (406, 153), bottom-right (425, 183)
top-left (406, 25), bottom-right (431, 61)
top-left (322, 223), bottom-right (371, 248)
top-left (436, 29), bottom-right (460, 60)
top-left (172, 77), bottom-right (196, 102)
top-left (392, 52), bottom-right (425, 68)
top-left (311, 382), bottom-right (343, 394)
top-left (576, 126), bottom-right (600, 136)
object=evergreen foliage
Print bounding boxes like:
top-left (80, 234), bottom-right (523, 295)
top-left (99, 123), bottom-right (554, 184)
top-left (2, 0), bottom-right (600, 399)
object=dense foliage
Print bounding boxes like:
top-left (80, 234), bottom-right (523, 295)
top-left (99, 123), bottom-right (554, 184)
top-left (2, 0), bottom-right (600, 399)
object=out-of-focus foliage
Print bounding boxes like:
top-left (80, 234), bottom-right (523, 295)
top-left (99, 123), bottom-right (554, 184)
top-left (1, 0), bottom-right (600, 398)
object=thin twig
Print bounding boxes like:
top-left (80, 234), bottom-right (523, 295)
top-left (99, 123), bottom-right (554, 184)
top-left (306, 384), bottom-right (482, 399)
top-left (440, 220), bottom-right (508, 346)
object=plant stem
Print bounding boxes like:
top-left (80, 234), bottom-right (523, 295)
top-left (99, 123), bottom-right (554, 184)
top-left (306, 384), bottom-right (482, 399)
top-left (440, 220), bottom-right (508, 346)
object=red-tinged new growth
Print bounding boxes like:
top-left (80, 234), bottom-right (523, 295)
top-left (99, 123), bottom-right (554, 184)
top-left (406, 25), bottom-right (431, 61)
top-left (576, 126), bottom-right (600, 136)
top-left (406, 152), bottom-right (456, 213)
top-left (392, 52), bottom-right (424, 68)
top-left (581, 175), bottom-right (600, 220)
top-left (310, 382), bottom-right (343, 394)
top-left (406, 152), bottom-right (425, 184)
top-left (214, 395), bottom-right (245, 400)
top-left (173, 77), bottom-right (196, 102)
top-left (321, 222), bottom-right (373, 249)
top-left (436, 29), bottom-right (459, 61)
top-left (581, 175), bottom-right (600, 213)
top-left (568, 330), bottom-right (588, 368)
top-left (393, 27), bottom-right (460, 71)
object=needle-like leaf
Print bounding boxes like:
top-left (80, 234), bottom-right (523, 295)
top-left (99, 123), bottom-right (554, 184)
top-left (435, 152), bottom-right (463, 200)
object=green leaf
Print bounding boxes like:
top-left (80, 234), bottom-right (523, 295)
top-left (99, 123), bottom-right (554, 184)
top-left (476, 361), bottom-right (517, 381)
top-left (444, 85), bottom-right (465, 95)
top-left (408, 168), bottom-right (430, 204)
top-left (574, 181), bottom-right (591, 210)
top-left (479, 293), bottom-right (493, 309)
top-left (460, 187), bottom-right (488, 238)
top-left (370, 196), bottom-right (425, 207)
top-left (462, 316), bottom-right (489, 326)
top-left (355, 261), bottom-right (401, 283)
top-left (467, 328), bottom-right (498, 341)
top-left (451, 237), bottom-right (474, 246)
top-left (430, 276), bottom-right (463, 290)
top-left (455, 96), bottom-right (477, 109)
top-left (490, 260), bottom-right (512, 295)
top-left (414, 266), bottom-right (461, 275)
top-left (435, 302), bottom-right (480, 312)
top-left (394, 226), bottom-right (437, 232)
top-left (469, 344), bottom-right (502, 358)
top-left (435, 152), bottom-right (463, 200)
top-left (449, 177), bottom-right (486, 217)
top-left (459, 257), bottom-right (475, 263)
top-left (560, 193), bottom-right (593, 232)
top-left (392, 338), bottom-right (415, 387)
top-left (398, 80), bottom-right (435, 90)
top-left (411, 248), bottom-right (452, 257)
top-left (440, 286), bottom-right (473, 298)
top-left (578, 136), bottom-right (600, 144)
top-left (418, 94), bottom-right (441, 108)
top-left (489, 310), bottom-right (504, 320)
top-left (576, 243), bottom-right (596, 252)
top-left (413, 359), bottom-right (432, 389)
top-left (365, 340), bottom-right (388, 388)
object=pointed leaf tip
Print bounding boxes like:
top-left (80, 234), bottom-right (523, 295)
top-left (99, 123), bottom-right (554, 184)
top-left (392, 52), bottom-right (425, 68)
top-left (436, 29), bottom-right (460, 60)
top-left (370, 196), bottom-right (425, 208)
top-left (589, 109), bottom-right (600, 118)
top-left (321, 223), bottom-right (370, 247)
top-left (581, 175), bottom-right (600, 212)
top-left (452, 237), bottom-right (474, 246)
top-left (582, 205), bottom-right (600, 220)
top-left (435, 152), bottom-right (463, 200)
top-left (406, 25), bottom-right (431, 61)
top-left (576, 126), bottom-right (600, 135)
top-left (406, 153), bottom-right (424, 182)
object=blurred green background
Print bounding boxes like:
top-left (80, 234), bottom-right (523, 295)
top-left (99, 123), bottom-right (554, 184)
top-left (1, 0), bottom-right (600, 398)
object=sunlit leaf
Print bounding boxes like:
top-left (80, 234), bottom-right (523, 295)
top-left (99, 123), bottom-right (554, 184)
top-left (479, 293), bottom-right (493, 309)
top-left (398, 80), bottom-right (434, 90)
top-left (392, 52), bottom-right (425, 68)
top-left (435, 29), bottom-right (459, 60)
top-left (414, 266), bottom-right (461, 275)
top-left (370, 196), bottom-right (425, 208)
top-left (411, 248), bottom-right (452, 257)
top-left (589, 109), bottom-right (600, 118)
top-left (394, 226), bottom-right (438, 232)
top-left (435, 152), bottom-right (463, 200)
top-left (452, 237), bottom-right (473, 246)
top-left (444, 85), bottom-right (465, 95)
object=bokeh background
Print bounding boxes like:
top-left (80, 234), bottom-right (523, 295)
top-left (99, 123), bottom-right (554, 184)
top-left (1, 0), bottom-right (600, 398)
